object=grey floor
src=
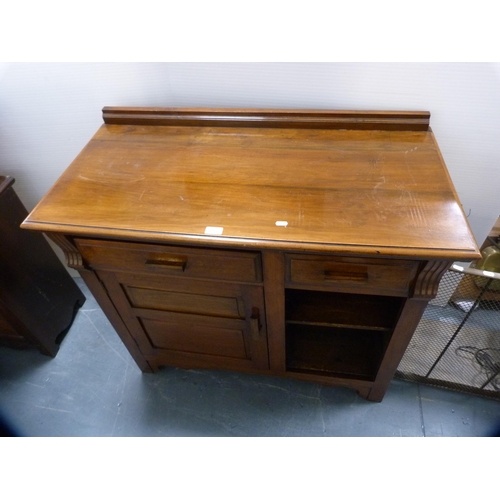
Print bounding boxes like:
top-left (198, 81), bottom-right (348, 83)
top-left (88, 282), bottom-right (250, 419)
top-left (1, 278), bottom-right (499, 437)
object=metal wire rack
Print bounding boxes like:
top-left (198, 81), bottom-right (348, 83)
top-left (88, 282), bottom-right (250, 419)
top-left (396, 264), bottom-right (500, 400)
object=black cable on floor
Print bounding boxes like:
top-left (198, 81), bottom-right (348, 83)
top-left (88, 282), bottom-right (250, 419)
top-left (455, 346), bottom-right (500, 391)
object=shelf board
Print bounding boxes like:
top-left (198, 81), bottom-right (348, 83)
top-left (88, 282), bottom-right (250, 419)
top-left (285, 324), bottom-right (391, 381)
top-left (286, 319), bottom-right (391, 332)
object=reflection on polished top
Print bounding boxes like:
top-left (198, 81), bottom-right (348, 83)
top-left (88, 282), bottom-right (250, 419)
top-left (23, 108), bottom-right (480, 260)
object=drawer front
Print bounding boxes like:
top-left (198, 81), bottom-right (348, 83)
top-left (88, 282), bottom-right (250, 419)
top-left (286, 254), bottom-right (419, 295)
top-left (75, 239), bottom-right (262, 283)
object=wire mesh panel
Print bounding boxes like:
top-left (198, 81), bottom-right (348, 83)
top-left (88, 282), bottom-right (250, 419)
top-left (396, 267), bottom-right (500, 400)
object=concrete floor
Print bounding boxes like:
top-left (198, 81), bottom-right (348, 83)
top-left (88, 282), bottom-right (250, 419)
top-left (1, 278), bottom-right (499, 437)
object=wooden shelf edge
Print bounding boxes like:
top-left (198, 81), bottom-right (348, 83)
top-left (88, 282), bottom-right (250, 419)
top-left (285, 320), bottom-right (391, 332)
top-left (284, 369), bottom-right (376, 386)
top-left (19, 222), bottom-right (481, 261)
top-left (102, 107), bottom-right (430, 131)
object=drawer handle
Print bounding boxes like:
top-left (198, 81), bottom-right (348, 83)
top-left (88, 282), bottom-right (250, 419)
top-left (323, 269), bottom-right (368, 282)
top-left (250, 307), bottom-right (261, 340)
top-left (145, 256), bottom-right (187, 271)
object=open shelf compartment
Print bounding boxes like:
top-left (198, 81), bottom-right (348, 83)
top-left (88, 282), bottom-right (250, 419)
top-left (285, 289), bottom-right (405, 380)
top-left (286, 289), bottom-right (403, 330)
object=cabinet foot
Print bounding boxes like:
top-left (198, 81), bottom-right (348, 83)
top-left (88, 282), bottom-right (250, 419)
top-left (356, 386), bottom-right (385, 402)
top-left (362, 387), bottom-right (385, 402)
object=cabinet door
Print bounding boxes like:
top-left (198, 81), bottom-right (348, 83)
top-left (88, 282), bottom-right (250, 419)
top-left (96, 270), bottom-right (269, 371)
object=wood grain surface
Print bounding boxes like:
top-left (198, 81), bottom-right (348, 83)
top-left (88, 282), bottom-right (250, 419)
top-left (22, 108), bottom-right (479, 260)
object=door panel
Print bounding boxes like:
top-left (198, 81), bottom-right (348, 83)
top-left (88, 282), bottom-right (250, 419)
top-left (141, 317), bottom-right (248, 358)
top-left (96, 270), bottom-right (269, 370)
top-left (125, 285), bottom-right (245, 319)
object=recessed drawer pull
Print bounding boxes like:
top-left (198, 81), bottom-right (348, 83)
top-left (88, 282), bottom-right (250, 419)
top-left (250, 307), bottom-right (261, 340)
top-left (323, 269), bottom-right (368, 282)
top-left (145, 256), bottom-right (187, 271)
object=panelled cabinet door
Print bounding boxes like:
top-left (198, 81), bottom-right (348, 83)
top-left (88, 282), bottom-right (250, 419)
top-left (96, 270), bottom-right (269, 371)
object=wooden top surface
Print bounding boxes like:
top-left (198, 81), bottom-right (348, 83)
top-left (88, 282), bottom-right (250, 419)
top-left (23, 108), bottom-right (480, 260)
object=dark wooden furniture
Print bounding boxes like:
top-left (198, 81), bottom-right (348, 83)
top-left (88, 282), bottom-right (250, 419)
top-left (0, 176), bottom-right (85, 356)
top-left (21, 108), bottom-right (480, 400)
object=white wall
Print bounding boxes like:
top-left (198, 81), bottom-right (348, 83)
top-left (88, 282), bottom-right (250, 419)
top-left (1, 63), bottom-right (499, 272)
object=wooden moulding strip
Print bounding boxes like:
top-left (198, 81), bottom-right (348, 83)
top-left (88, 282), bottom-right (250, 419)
top-left (102, 107), bottom-right (431, 131)
top-left (18, 222), bottom-right (481, 262)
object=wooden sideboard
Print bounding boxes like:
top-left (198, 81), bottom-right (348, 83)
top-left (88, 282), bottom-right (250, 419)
top-left (0, 175), bottom-right (85, 356)
top-left (22, 108), bottom-right (480, 401)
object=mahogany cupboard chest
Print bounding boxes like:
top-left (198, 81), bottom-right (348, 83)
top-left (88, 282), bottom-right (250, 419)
top-left (22, 108), bottom-right (480, 401)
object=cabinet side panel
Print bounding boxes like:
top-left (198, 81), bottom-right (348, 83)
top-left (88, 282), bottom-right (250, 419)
top-left (368, 298), bottom-right (428, 401)
top-left (77, 268), bottom-right (153, 373)
top-left (262, 251), bottom-right (286, 372)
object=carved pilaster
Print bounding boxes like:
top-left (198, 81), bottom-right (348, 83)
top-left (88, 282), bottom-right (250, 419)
top-left (46, 233), bottom-right (85, 270)
top-left (412, 260), bottom-right (451, 300)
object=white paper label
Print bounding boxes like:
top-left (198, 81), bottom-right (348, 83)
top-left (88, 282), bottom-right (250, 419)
top-left (204, 226), bottom-right (224, 235)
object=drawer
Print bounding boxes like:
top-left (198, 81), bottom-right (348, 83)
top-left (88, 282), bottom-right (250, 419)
top-left (286, 254), bottom-right (419, 295)
top-left (75, 239), bottom-right (262, 283)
